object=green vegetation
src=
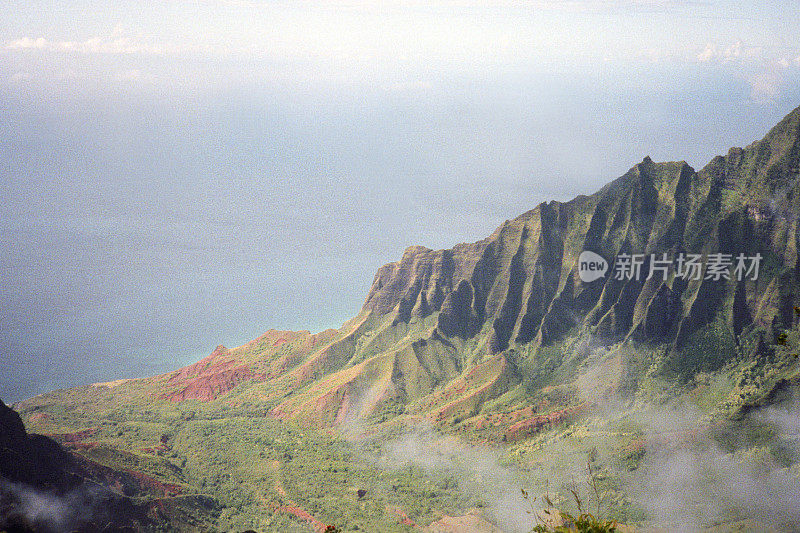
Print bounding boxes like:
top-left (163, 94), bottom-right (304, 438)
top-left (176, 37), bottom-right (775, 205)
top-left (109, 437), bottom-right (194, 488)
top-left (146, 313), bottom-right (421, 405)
top-left (521, 460), bottom-right (619, 533)
top-left (15, 317), bottom-right (800, 531)
top-left (11, 107), bottom-right (800, 531)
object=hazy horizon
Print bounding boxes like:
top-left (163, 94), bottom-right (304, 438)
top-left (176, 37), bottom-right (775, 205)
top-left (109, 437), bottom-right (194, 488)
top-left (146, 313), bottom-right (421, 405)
top-left (3, 1), bottom-right (800, 402)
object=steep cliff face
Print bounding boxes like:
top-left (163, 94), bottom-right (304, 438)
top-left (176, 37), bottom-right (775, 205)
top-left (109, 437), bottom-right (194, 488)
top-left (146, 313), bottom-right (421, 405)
top-left (250, 107), bottom-right (800, 427)
top-left (140, 105), bottom-right (793, 428)
top-left (362, 106), bottom-right (800, 366)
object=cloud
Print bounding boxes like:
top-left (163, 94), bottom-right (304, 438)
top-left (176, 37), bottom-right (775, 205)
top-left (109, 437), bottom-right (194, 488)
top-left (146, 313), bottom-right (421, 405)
top-left (223, 0), bottom-right (705, 11)
top-left (692, 40), bottom-right (800, 102)
top-left (570, 351), bottom-right (800, 531)
top-left (3, 4), bottom-right (797, 98)
top-left (0, 479), bottom-right (114, 532)
top-left (6, 37), bottom-right (48, 50)
top-left (628, 397), bottom-right (800, 530)
top-left (380, 424), bottom-right (535, 532)
top-left (747, 59), bottom-right (793, 103)
top-left (10, 71), bottom-right (33, 82)
top-left (5, 35), bottom-right (165, 55)
top-left (695, 40), bottom-right (764, 63)
top-left (114, 69), bottom-right (156, 82)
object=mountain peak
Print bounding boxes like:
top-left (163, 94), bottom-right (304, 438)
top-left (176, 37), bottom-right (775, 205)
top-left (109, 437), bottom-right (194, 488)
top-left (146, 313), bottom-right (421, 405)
top-left (356, 106), bottom-right (800, 374)
top-left (760, 103), bottom-right (800, 145)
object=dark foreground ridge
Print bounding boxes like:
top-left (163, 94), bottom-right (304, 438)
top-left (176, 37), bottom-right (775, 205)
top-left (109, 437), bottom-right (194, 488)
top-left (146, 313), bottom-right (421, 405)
top-left (0, 399), bottom-right (152, 532)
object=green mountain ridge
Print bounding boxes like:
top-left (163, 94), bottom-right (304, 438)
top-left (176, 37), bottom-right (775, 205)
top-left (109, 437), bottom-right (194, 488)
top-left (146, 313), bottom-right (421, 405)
top-left (7, 105), bottom-right (800, 532)
top-left (264, 104), bottom-right (800, 427)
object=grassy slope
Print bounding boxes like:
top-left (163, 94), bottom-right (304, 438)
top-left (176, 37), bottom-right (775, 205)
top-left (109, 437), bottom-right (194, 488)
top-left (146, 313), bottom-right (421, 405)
top-left (15, 316), bottom-right (800, 531)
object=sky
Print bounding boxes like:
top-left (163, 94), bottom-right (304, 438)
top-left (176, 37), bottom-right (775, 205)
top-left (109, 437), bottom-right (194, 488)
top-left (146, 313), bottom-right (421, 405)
top-left (2, 0), bottom-right (800, 402)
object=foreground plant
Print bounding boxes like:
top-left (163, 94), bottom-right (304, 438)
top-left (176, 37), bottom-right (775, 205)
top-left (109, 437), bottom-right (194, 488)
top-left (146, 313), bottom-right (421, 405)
top-left (523, 457), bottom-right (617, 533)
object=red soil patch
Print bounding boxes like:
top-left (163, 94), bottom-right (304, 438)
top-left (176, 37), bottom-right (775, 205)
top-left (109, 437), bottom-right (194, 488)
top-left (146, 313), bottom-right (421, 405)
top-left (262, 460), bottom-right (328, 532)
top-left (48, 428), bottom-right (98, 443)
top-left (393, 507), bottom-right (422, 528)
top-left (275, 503), bottom-right (328, 532)
top-left (28, 412), bottom-right (50, 423)
top-left (163, 346), bottom-right (266, 402)
top-left (64, 441), bottom-right (99, 451)
top-left (120, 467), bottom-right (183, 497)
top-left (504, 403), bottom-right (588, 442)
top-left (166, 345), bottom-right (229, 383)
top-left (468, 405), bottom-right (538, 431)
top-left (165, 364), bottom-right (264, 402)
top-left (140, 443), bottom-right (170, 454)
